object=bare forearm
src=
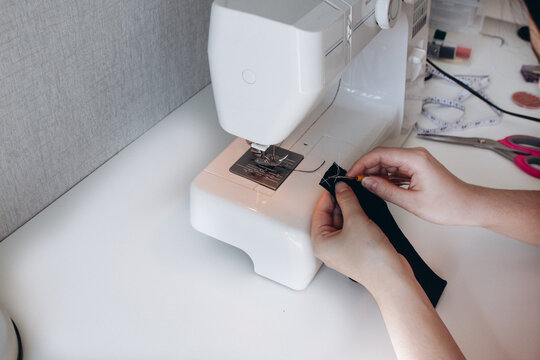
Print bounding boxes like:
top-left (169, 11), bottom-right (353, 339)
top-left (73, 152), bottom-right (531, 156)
top-left (369, 264), bottom-right (465, 360)
top-left (468, 187), bottom-right (540, 246)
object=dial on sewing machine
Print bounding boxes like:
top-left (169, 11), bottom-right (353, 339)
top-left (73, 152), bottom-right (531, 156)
top-left (191, 0), bottom-right (430, 290)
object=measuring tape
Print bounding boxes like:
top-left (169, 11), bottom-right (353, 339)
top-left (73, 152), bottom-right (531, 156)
top-left (415, 65), bottom-right (503, 134)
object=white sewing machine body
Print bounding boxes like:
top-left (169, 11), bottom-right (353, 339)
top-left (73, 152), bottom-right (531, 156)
top-left (191, 0), bottom-right (429, 290)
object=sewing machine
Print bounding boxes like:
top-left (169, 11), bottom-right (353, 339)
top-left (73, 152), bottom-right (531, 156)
top-left (190, 0), bottom-right (430, 290)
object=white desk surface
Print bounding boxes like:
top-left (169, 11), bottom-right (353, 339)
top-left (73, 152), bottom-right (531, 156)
top-left (1, 18), bottom-right (539, 360)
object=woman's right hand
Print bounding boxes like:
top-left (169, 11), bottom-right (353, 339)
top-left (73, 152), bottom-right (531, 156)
top-left (347, 147), bottom-right (478, 226)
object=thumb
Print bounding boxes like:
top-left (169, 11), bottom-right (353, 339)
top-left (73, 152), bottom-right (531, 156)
top-left (334, 182), bottom-right (369, 225)
top-left (361, 177), bottom-right (411, 209)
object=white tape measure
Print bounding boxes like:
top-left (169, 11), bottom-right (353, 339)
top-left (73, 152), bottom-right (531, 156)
top-left (415, 65), bottom-right (503, 134)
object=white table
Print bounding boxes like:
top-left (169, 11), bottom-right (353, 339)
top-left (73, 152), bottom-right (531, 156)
top-left (1, 18), bottom-right (539, 360)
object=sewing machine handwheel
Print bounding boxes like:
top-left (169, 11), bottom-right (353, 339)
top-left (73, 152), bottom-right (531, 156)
top-left (375, 0), bottom-right (401, 29)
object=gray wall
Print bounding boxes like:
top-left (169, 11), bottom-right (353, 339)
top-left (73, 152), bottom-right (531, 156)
top-left (0, 0), bottom-right (213, 241)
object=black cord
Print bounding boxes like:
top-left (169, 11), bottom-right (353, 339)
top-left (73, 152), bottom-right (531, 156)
top-left (426, 58), bottom-right (540, 123)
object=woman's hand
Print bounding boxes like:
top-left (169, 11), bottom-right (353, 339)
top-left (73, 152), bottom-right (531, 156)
top-left (311, 181), bottom-right (466, 360)
top-left (348, 147), bottom-right (477, 226)
top-left (311, 182), bottom-right (409, 294)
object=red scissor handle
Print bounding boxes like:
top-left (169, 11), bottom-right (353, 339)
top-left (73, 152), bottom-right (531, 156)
top-left (514, 155), bottom-right (540, 178)
top-left (498, 135), bottom-right (540, 157)
top-left (498, 135), bottom-right (540, 178)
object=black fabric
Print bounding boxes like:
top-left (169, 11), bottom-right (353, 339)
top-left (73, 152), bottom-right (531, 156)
top-left (319, 163), bottom-right (447, 307)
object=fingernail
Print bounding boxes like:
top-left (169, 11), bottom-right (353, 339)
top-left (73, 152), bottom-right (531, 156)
top-left (361, 177), bottom-right (376, 191)
top-left (335, 181), bottom-right (348, 193)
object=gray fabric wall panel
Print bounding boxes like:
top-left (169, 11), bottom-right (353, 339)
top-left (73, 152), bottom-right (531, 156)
top-left (0, 0), bottom-right (214, 240)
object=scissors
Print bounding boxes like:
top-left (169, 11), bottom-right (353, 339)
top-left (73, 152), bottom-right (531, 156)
top-left (417, 134), bottom-right (540, 178)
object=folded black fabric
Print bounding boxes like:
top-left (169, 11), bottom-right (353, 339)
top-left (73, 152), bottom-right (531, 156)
top-left (319, 163), bottom-right (447, 307)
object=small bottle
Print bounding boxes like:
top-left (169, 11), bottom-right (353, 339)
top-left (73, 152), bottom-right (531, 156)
top-left (428, 43), bottom-right (472, 62)
top-left (428, 29), bottom-right (472, 63)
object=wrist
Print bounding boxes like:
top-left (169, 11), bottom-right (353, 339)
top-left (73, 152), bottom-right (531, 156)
top-left (456, 184), bottom-right (494, 227)
top-left (442, 182), bottom-right (488, 227)
top-left (360, 254), bottom-right (417, 299)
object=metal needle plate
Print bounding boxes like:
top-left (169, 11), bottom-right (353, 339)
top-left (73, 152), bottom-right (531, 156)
top-left (229, 147), bottom-right (304, 190)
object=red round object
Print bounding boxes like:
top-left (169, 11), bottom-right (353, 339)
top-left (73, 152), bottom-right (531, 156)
top-left (511, 91), bottom-right (540, 109)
